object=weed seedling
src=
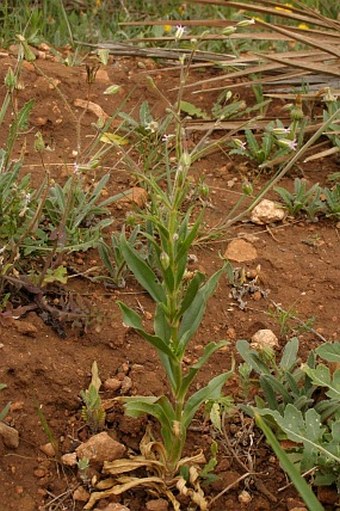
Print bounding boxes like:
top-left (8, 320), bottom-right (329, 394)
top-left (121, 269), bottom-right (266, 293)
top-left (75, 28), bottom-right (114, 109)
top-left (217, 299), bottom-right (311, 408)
top-left (80, 361), bottom-right (106, 433)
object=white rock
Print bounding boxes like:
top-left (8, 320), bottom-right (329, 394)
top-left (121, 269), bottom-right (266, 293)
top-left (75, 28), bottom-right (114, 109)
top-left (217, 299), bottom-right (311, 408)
top-left (224, 239), bottom-right (257, 262)
top-left (76, 432), bottom-right (125, 465)
top-left (238, 489), bottom-right (252, 504)
top-left (250, 199), bottom-right (285, 225)
top-left (251, 329), bottom-right (279, 349)
top-left (61, 452), bottom-right (77, 466)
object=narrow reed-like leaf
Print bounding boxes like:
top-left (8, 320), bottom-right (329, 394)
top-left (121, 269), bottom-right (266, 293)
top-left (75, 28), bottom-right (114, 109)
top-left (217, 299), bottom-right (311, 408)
top-left (255, 412), bottom-right (325, 511)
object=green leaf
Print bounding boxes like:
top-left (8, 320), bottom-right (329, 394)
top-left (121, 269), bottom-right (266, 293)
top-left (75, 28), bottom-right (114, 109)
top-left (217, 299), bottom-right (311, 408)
top-left (236, 340), bottom-right (271, 375)
top-left (122, 395), bottom-right (176, 453)
top-left (257, 405), bottom-right (339, 464)
top-left (183, 373), bottom-right (228, 429)
top-left (255, 412), bottom-right (325, 511)
top-left (120, 234), bottom-right (165, 303)
top-left (178, 267), bottom-right (224, 355)
top-left (316, 343), bottom-right (340, 363)
top-left (302, 364), bottom-right (340, 400)
top-left (117, 302), bottom-right (176, 360)
top-left (179, 341), bottom-right (229, 400)
top-left (0, 402), bottom-right (10, 422)
top-left (260, 374), bottom-right (293, 406)
top-left (179, 271), bottom-right (205, 317)
top-left (179, 100), bottom-right (209, 120)
top-left (280, 337), bottom-right (299, 370)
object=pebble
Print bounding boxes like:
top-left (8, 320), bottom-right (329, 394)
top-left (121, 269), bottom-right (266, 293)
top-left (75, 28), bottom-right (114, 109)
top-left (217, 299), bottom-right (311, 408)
top-left (104, 377), bottom-right (122, 392)
top-left (224, 239), bottom-right (258, 262)
top-left (250, 199), bottom-right (285, 225)
top-left (34, 468), bottom-right (47, 478)
top-left (13, 320), bottom-right (38, 337)
top-left (0, 422), bottom-right (19, 449)
top-left (39, 442), bottom-right (56, 457)
top-left (251, 329), bottom-right (279, 349)
top-left (73, 486), bottom-right (90, 502)
top-left (238, 489), bottom-right (252, 504)
top-left (61, 452), bottom-right (77, 467)
top-left (75, 432), bottom-right (125, 465)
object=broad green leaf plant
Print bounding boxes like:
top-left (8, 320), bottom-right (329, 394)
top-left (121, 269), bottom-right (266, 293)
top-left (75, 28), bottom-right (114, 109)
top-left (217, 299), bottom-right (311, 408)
top-left (238, 339), bottom-right (340, 509)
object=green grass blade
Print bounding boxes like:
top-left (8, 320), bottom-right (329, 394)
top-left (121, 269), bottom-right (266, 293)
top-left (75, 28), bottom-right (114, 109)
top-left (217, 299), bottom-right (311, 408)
top-left (255, 412), bottom-right (325, 511)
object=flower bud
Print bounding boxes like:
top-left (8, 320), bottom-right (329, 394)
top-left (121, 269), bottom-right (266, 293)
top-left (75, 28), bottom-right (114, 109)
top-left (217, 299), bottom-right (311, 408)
top-left (160, 251), bottom-right (170, 270)
top-left (34, 131), bottom-right (45, 152)
top-left (4, 67), bottom-right (16, 91)
top-left (222, 26), bottom-right (237, 36)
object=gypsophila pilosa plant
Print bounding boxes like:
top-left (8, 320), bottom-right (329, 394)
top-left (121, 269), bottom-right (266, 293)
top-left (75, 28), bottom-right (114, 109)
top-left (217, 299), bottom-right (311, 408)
top-left (229, 95), bottom-right (307, 168)
top-left (84, 49), bottom-right (234, 511)
top-left (0, 35), bottom-right (134, 324)
top-left (275, 178), bottom-right (340, 221)
top-left (237, 338), bottom-right (340, 509)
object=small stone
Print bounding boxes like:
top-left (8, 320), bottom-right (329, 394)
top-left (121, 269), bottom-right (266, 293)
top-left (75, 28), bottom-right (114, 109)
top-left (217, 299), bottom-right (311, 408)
top-left (73, 486), bottom-right (90, 502)
top-left (120, 376), bottom-right (132, 394)
top-left (224, 239), bottom-right (257, 262)
top-left (146, 498), bottom-right (169, 511)
top-left (39, 442), bottom-right (56, 457)
top-left (96, 69), bottom-right (110, 82)
top-left (250, 199), bottom-right (285, 225)
top-left (0, 422), bottom-right (19, 449)
top-left (287, 497), bottom-right (307, 510)
top-left (10, 401), bottom-right (25, 412)
top-left (13, 320), bottom-right (38, 337)
top-left (34, 116), bottom-right (49, 127)
top-left (34, 468), bottom-right (47, 478)
top-left (75, 432), bottom-right (125, 465)
top-left (251, 329), bottom-right (279, 350)
top-left (61, 452), bottom-right (77, 466)
top-left (239, 233), bottom-right (260, 243)
top-left (226, 327), bottom-right (237, 340)
top-left (238, 490), bottom-right (252, 504)
top-left (104, 378), bottom-right (122, 392)
top-left (252, 290), bottom-right (262, 301)
top-left (118, 186), bottom-right (148, 208)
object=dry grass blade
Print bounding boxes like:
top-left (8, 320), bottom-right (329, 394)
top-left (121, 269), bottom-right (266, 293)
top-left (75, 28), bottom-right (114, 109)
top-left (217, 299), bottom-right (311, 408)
top-left (254, 52), bottom-right (340, 79)
top-left (303, 146), bottom-right (340, 162)
top-left (255, 19), bottom-right (340, 58)
top-left (83, 427), bottom-right (209, 510)
top-left (188, 0), bottom-right (332, 28)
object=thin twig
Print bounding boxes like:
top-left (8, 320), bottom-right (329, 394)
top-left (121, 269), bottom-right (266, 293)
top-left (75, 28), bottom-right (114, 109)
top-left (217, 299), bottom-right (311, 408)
top-left (209, 472), bottom-right (253, 505)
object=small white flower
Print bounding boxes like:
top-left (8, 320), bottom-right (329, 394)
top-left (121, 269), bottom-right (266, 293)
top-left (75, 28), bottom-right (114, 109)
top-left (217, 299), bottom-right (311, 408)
top-left (145, 120), bottom-right (159, 133)
top-left (175, 25), bottom-right (186, 40)
top-left (278, 138), bottom-right (298, 150)
top-left (272, 127), bottom-right (291, 136)
top-left (233, 138), bottom-right (247, 151)
top-left (162, 133), bottom-right (175, 143)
